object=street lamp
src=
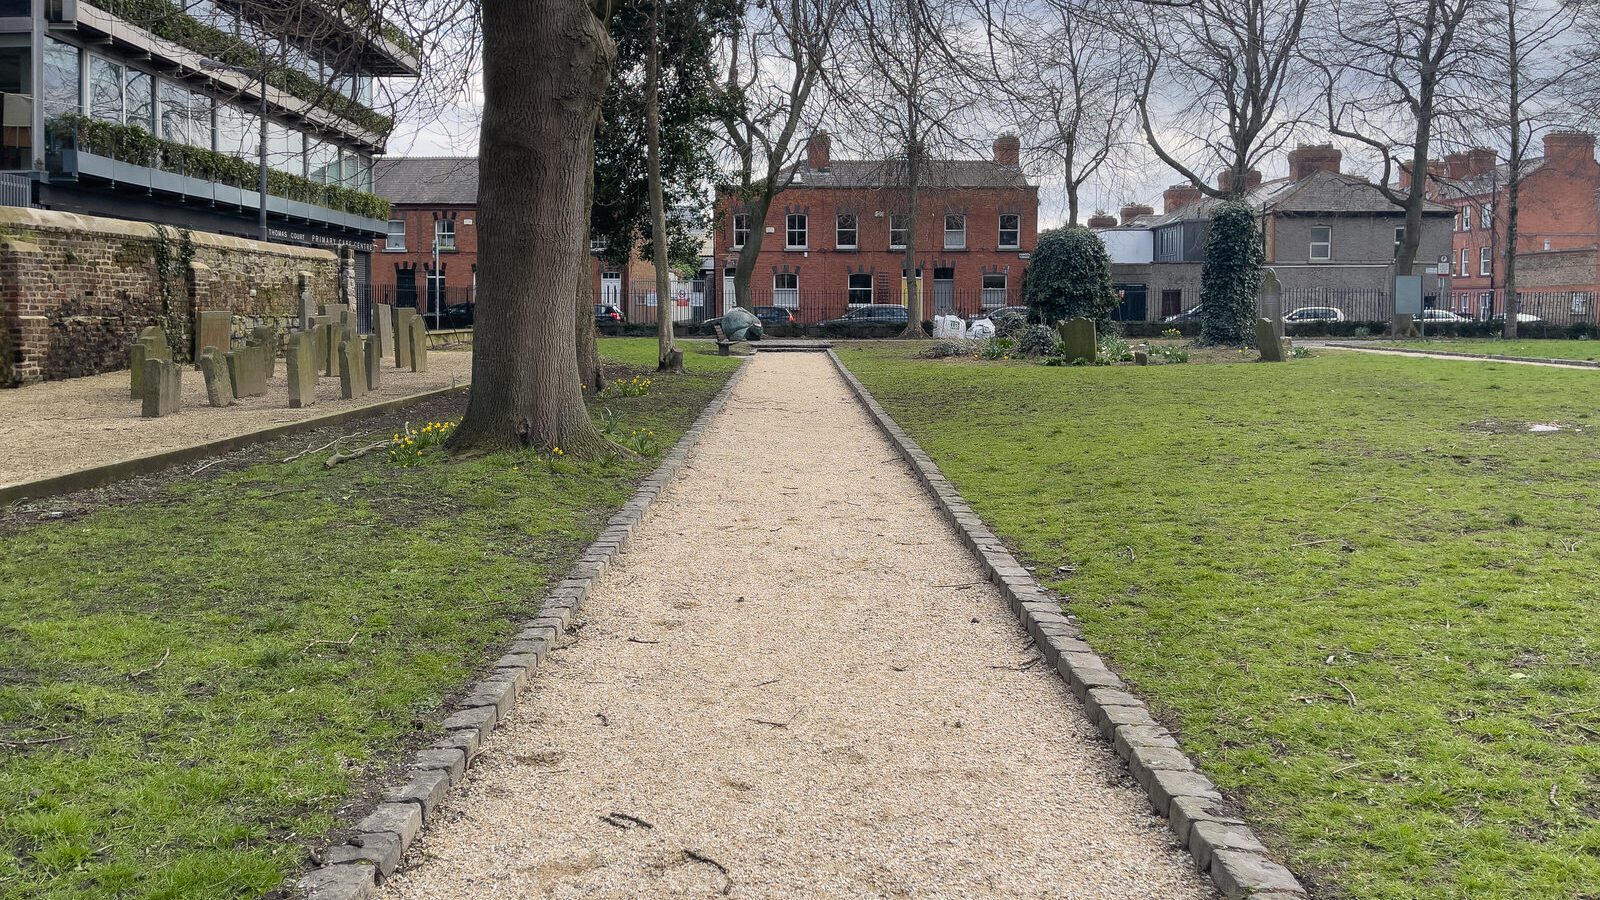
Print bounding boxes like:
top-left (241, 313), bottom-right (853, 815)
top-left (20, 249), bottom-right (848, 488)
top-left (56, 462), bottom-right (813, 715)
top-left (200, 56), bottom-right (270, 242)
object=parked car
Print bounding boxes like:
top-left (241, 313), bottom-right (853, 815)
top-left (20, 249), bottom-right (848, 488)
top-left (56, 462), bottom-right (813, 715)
top-left (1162, 304), bottom-right (1203, 324)
top-left (432, 302), bottom-right (474, 329)
top-left (595, 304), bottom-right (624, 325)
top-left (1490, 312), bottom-right (1545, 324)
top-left (1416, 308), bottom-right (1470, 324)
top-left (966, 306), bottom-right (1027, 325)
top-left (819, 305), bottom-right (910, 328)
top-left (1283, 306), bottom-right (1345, 323)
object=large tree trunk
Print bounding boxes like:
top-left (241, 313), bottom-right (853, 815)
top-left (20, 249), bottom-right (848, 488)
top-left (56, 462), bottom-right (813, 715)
top-left (900, 141), bottom-right (928, 338)
top-left (732, 196), bottom-right (770, 311)
top-left (452, 0), bottom-right (614, 455)
top-left (1503, 0), bottom-right (1521, 340)
top-left (645, 2), bottom-right (680, 371)
top-left (575, 134), bottom-right (603, 394)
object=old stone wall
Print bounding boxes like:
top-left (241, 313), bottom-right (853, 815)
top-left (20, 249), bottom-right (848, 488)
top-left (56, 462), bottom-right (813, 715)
top-left (0, 207), bottom-right (338, 387)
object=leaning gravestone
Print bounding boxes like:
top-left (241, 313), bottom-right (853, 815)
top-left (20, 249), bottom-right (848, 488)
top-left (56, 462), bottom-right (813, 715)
top-left (249, 325), bottom-right (277, 379)
top-left (286, 331), bottom-right (317, 409)
top-left (320, 323), bottom-right (344, 378)
top-left (395, 308), bottom-right (416, 369)
top-left (1256, 318), bottom-right (1285, 362)
top-left (198, 347), bottom-right (233, 407)
top-left (408, 315), bottom-right (428, 373)
top-left (141, 357), bottom-right (181, 417)
top-left (299, 296), bottom-right (317, 333)
top-left (1056, 317), bottom-right (1097, 363)
top-left (722, 306), bottom-right (764, 342)
top-left (129, 326), bottom-right (171, 398)
top-left (194, 310), bottom-right (231, 363)
top-left (373, 302), bottom-right (395, 359)
top-left (338, 337), bottom-right (367, 400)
top-left (227, 346), bottom-right (267, 397)
top-left (364, 335), bottom-right (382, 392)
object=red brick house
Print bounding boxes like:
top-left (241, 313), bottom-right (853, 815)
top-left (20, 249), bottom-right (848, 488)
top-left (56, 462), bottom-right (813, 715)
top-left (712, 133), bottom-right (1039, 323)
top-left (372, 157), bottom-right (643, 323)
top-left (1407, 132), bottom-right (1600, 323)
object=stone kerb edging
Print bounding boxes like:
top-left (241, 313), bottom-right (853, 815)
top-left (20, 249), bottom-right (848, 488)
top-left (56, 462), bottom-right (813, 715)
top-left (298, 358), bottom-right (753, 900)
top-left (1322, 341), bottom-right (1600, 369)
top-left (824, 350), bottom-right (1308, 900)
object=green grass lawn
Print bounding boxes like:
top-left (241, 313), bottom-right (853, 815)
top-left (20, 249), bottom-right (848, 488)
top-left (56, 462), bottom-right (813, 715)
top-left (839, 345), bottom-right (1600, 900)
top-left (0, 339), bottom-right (738, 900)
top-left (1382, 338), bottom-right (1600, 362)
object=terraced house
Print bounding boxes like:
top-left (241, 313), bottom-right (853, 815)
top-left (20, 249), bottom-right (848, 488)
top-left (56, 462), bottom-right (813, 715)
top-left (0, 0), bottom-right (414, 272)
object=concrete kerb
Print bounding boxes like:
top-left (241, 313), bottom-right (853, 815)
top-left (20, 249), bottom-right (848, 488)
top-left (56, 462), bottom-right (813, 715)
top-left (297, 357), bottom-right (752, 899)
top-left (823, 350), bottom-right (1308, 900)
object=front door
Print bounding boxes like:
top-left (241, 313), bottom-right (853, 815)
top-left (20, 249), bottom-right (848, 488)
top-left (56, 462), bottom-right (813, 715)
top-left (933, 267), bottom-right (955, 315)
top-left (601, 271), bottom-right (622, 306)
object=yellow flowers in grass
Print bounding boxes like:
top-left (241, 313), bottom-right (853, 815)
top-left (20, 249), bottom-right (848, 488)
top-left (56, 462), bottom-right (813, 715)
top-left (600, 374), bottom-right (653, 399)
top-left (388, 420), bottom-right (458, 467)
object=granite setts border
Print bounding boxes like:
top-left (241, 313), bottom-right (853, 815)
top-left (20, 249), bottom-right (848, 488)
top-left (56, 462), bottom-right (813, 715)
top-left (1323, 341), bottom-right (1600, 368)
top-left (297, 358), bottom-right (752, 900)
top-left (825, 349), bottom-right (1309, 900)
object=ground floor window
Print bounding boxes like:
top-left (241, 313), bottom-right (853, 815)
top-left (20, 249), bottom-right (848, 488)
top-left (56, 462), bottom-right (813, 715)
top-left (847, 272), bottom-right (873, 305)
top-left (982, 273), bottom-right (1007, 307)
top-left (1161, 289), bottom-right (1183, 319)
top-left (773, 272), bottom-right (798, 307)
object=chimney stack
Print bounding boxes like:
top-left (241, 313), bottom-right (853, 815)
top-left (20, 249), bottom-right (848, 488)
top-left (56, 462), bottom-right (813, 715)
top-left (1119, 203), bottom-right (1154, 226)
top-left (1086, 213), bottom-right (1118, 228)
top-left (1287, 143), bottom-right (1342, 181)
top-left (1163, 182), bottom-right (1202, 214)
top-left (993, 133), bottom-right (1021, 167)
top-left (1543, 131), bottom-right (1594, 169)
top-left (1466, 147), bottom-right (1497, 176)
top-left (806, 131), bottom-right (831, 170)
top-left (1217, 168), bottom-right (1263, 194)
top-left (1444, 152), bottom-right (1469, 181)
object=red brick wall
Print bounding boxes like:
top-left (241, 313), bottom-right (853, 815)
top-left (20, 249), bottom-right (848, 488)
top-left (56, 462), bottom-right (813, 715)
top-left (712, 183), bottom-right (1039, 320)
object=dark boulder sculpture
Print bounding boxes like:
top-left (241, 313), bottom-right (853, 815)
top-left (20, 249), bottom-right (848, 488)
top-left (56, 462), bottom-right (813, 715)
top-left (722, 306), bottom-right (764, 342)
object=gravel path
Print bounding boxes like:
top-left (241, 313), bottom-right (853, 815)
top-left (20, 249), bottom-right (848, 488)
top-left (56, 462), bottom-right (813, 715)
top-left (382, 352), bottom-right (1214, 899)
top-left (0, 349), bottom-right (472, 488)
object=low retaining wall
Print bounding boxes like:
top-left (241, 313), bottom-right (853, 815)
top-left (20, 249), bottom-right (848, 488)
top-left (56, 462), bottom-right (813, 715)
top-left (0, 206), bottom-right (342, 387)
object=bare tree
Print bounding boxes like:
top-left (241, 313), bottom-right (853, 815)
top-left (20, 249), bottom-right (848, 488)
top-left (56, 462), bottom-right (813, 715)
top-left (831, 0), bottom-right (979, 337)
top-left (1315, 0), bottom-right (1480, 278)
top-left (1477, 0), bottom-right (1596, 338)
top-left (1126, 0), bottom-right (1312, 198)
top-left (975, 0), bottom-right (1138, 226)
top-left (644, 0), bottom-right (681, 371)
top-left (452, 0), bottom-right (618, 454)
top-left (715, 0), bottom-right (844, 311)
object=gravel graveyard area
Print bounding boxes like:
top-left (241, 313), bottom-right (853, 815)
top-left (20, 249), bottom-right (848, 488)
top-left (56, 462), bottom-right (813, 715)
top-left (0, 348), bottom-right (473, 489)
top-left (380, 352), bottom-right (1215, 899)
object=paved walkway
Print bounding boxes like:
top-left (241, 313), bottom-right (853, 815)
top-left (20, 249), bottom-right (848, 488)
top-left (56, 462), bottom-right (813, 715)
top-left (1315, 342), bottom-right (1600, 370)
top-left (382, 353), bottom-right (1213, 899)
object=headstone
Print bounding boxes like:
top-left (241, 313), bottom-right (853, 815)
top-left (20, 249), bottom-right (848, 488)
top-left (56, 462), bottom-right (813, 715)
top-left (338, 337), bottom-right (367, 400)
top-left (247, 325), bottom-right (277, 379)
top-left (1255, 318), bottom-right (1285, 362)
top-left (395, 308), bottom-right (417, 369)
top-left (195, 310), bottom-right (231, 363)
top-left (409, 315), bottom-right (428, 373)
top-left (141, 357), bottom-right (180, 417)
top-left (373, 303), bottom-right (395, 359)
top-left (1134, 350), bottom-right (1149, 366)
top-left (321, 323), bottom-right (343, 377)
top-left (129, 326), bottom-right (171, 398)
top-left (1056, 317), bottom-right (1097, 363)
top-left (364, 335), bottom-right (382, 392)
top-left (310, 315), bottom-right (333, 365)
top-left (198, 346), bottom-right (234, 407)
top-left (286, 331), bottom-right (316, 409)
top-left (227, 347), bottom-right (267, 397)
top-left (299, 295), bottom-right (316, 333)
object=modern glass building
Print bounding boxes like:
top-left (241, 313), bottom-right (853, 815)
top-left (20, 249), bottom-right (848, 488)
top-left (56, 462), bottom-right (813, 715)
top-left (0, 0), bottom-right (415, 266)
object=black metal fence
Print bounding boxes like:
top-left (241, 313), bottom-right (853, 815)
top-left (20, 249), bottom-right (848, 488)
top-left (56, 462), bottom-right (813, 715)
top-left (355, 285), bottom-right (476, 333)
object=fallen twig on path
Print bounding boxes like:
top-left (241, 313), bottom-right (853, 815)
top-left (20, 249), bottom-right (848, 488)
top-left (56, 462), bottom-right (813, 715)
top-left (626, 637), bottom-right (661, 645)
top-left (934, 581), bottom-right (984, 589)
top-left (283, 434), bottom-right (358, 464)
top-left (682, 849), bottom-right (733, 895)
top-left (0, 734), bottom-right (71, 748)
top-left (599, 812), bottom-right (654, 830)
top-left (127, 647), bottom-right (171, 680)
top-left (324, 440), bottom-right (389, 468)
top-left (1325, 677), bottom-right (1358, 706)
top-left (750, 718), bottom-right (790, 729)
top-left (190, 459), bottom-right (222, 476)
top-left (595, 712), bottom-right (610, 727)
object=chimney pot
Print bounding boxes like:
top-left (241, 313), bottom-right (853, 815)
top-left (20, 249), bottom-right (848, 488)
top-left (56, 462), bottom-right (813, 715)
top-left (1445, 152), bottom-right (1469, 181)
top-left (1288, 143), bottom-right (1342, 181)
top-left (1217, 168), bottom-right (1263, 194)
top-left (1086, 213), bottom-right (1119, 228)
top-left (1163, 182), bottom-right (1202, 214)
top-left (1119, 203), bottom-right (1154, 226)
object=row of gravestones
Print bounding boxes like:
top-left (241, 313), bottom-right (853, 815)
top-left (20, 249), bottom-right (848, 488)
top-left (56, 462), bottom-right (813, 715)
top-left (128, 304), bottom-right (430, 418)
top-left (1052, 316), bottom-right (1287, 364)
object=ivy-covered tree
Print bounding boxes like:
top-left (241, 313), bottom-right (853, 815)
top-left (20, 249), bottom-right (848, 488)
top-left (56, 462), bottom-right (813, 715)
top-left (1022, 226), bottom-right (1118, 331)
top-left (1199, 200), bottom-right (1264, 345)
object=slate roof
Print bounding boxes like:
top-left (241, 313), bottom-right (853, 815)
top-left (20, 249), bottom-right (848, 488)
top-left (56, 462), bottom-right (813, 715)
top-left (786, 158), bottom-right (1035, 190)
top-left (373, 157), bottom-right (479, 205)
top-left (1143, 169), bottom-right (1451, 225)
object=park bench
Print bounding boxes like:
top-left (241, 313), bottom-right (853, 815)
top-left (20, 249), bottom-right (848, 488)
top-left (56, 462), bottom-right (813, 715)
top-left (713, 324), bottom-right (733, 356)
